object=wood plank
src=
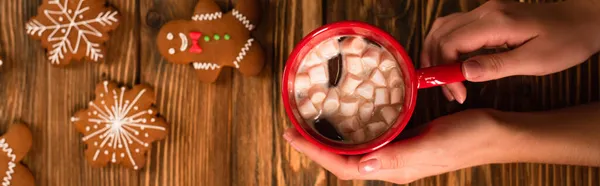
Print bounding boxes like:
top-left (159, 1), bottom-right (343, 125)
top-left (272, 0), bottom-right (328, 185)
top-left (139, 0), bottom-right (234, 185)
top-left (1, 0), bottom-right (141, 185)
top-left (229, 0), bottom-right (276, 185)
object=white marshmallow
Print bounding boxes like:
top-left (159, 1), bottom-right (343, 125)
top-left (341, 74), bottom-right (363, 94)
top-left (379, 58), bottom-right (397, 72)
top-left (374, 88), bottom-right (390, 106)
top-left (390, 87), bottom-right (403, 105)
top-left (351, 129), bottom-right (366, 143)
top-left (338, 117), bottom-right (360, 133)
top-left (388, 69), bottom-right (403, 87)
top-left (295, 73), bottom-right (311, 90)
top-left (339, 97), bottom-right (360, 116)
top-left (304, 51), bottom-right (325, 67)
top-left (317, 38), bottom-right (340, 59)
top-left (323, 90), bottom-right (340, 115)
top-left (309, 86), bottom-right (327, 104)
top-left (361, 47), bottom-right (381, 70)
top-left (308, 65), bottom-right (328, 84)
top-left (366, 121), bottom-right (387, 138)
top-left (341, 37), bottom-right (367, 55)
top-left (298, 99), bottom-right (319, 119)
top-left (359, 102), bottom-right (374, 122)
top-left (369, 69), bottom-right (387, 87)
top-left (381, 106), bottom-right (398, 124)
top-left (356, 82), bottom-right (374, 100)
top-left (345, 55), bottom-right (364, 76)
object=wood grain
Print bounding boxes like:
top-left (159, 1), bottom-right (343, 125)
top-left (0, 0), bottom-right (598, 185)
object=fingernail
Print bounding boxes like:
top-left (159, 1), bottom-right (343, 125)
top-left (463, 60), bottom-right (482, 79)
top-left (441, 87), bottom-right (455, 101)
top-left (283, 132), bottom-right (291, 142)
top-left (359, 159), bottom-right (380, 174)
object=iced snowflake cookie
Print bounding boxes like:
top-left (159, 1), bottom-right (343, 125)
top-left (25, 0), bottom-right (120, 66)
top-left (0, 123), bottom-right (35, 186)
top-left (156, 0), bottom-right (264, 83)
top-left (71, 81), bottom-right (169, 170)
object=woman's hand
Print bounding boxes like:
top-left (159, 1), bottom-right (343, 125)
top-left (422, 0), bottom-right (600, 103)
top-left (283, 109), bottom-right (511, 184)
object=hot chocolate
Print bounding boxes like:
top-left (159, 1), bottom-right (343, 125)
top-left (293, 35), bottom-right (405, 144)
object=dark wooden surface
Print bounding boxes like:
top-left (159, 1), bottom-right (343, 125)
top-left (0, 0), bottom-right (598, 185)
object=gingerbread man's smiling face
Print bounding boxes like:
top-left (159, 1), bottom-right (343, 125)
top-left (158, 31), bottom-right (191, 59)
top-left (156, 0), bottom-right (265, 83)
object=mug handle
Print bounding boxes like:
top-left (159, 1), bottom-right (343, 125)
top-left (415, 62), bottom-right (466, 89)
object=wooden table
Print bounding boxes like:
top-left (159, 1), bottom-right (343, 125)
top-left (1, 0), bottom-right (599, 185)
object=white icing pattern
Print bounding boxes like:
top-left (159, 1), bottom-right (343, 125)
top-left (233, 38), bottom-right (254, 68)
top-left (0, 138), bottom-right (15, 186)
top-left (70, 81), bottom-right (166, 170)
top-left (232, 9), bottom-right (255, 31)
top-left (179, 33), bottom-right (187, 52)
top-left (191, 12), bottom-right (222, 21)
top-left (25, 0), bottom-right (119, 64)
top-left (193, 62), bottom-right (220, 70)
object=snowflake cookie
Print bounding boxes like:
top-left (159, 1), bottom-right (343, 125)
top-left (71, 81), bottom-right (169, 170)
top-left (0, 123), bottom-right (35, 186)
top-left (25, 0), bottom-right (120, 66)
top-left (156, 0), bottom-right (265, 83)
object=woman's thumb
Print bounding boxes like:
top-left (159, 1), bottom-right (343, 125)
top-left (358, 145), bottom-right (406, 174)
top-left (462, 53), bottom-right (515, 82)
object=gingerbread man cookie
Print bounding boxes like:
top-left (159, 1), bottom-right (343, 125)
top-left (156, 0), bottom-right (265, 83)
top-left (25, 0), bottom-right (120, 66)
top-left (71, 81), bottom-right (169, 170)
top-left (0, 123), bottom-right (35, 186)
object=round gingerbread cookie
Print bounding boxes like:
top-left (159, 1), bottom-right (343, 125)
top-left (71, 81), bottom-right (169, 170)
top-left (25, 0), bottom-right (121, 66)
top-left (156, 0), bottom-right (265, 83)
top-left (0, 123), bottom-right (35, 186)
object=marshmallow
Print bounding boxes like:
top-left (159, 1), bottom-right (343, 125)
top-left (338, 117), bottom-right (360, 133)
top-left (339, 97), bottom-right (360, 116)
top-left (381, 106), bottom-right (398, 124)
top-left (361, 47), bottom-right (381, 70)
top-left (356, 82), bottom-right (374, 100)
top-left (308, 64), bottom-right (329, 84)
top-left (374, 88), bottom-right (390, 106)
top-left (323, 90), bottom-right (340, 115)
top-left (390, 87), bottom-right (403, 105)
top-left (345, 55), bottom-right (364, 76)
top-left (294, 73), bottom-right (311, 91)
top-left (304, 51), bottom-right (325, 67)
top-left (298, 99), bottom-right (319, 119)
top-left (369, 69), bottom-right (387, 87)
top-left (379, 57), bottom-right (397, 72)
top-left (388, 69), bottom-right (403, 87)
top-left (309, 86), bottom-right (327, 104)
top-left (341, 37), bottom-right (367, 55)
top-left (351, 129), bottom-right (366, 143)
top-left (366, 121), bottom-right (387, 138)
top-left (359, 102), bottom-right (374, 122)
top-left (318, 38), bottom-right (340, 59)
top-left (341, 74), bottom-right (363, 94)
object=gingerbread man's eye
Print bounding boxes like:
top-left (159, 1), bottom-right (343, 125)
top-left (168, 48), bottom-right (175, 55)
top-left (167, 33), bottom-right (174, 40)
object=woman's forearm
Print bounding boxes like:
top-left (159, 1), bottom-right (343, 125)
top-left (493, 103), bottom-right (600, 166)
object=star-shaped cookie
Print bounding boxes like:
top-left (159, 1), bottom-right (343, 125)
top-left (156, 0), bottom-right (265, 82)
top-left (0, 123), bottom-right (35, 186)
top-left (25, 0), bottom-right (120, 66)
top-left (71, 81), bottom-right (169, 170)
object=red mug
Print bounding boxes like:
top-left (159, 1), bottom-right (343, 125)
top-left (282, 21), bottom-right (466, 155)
